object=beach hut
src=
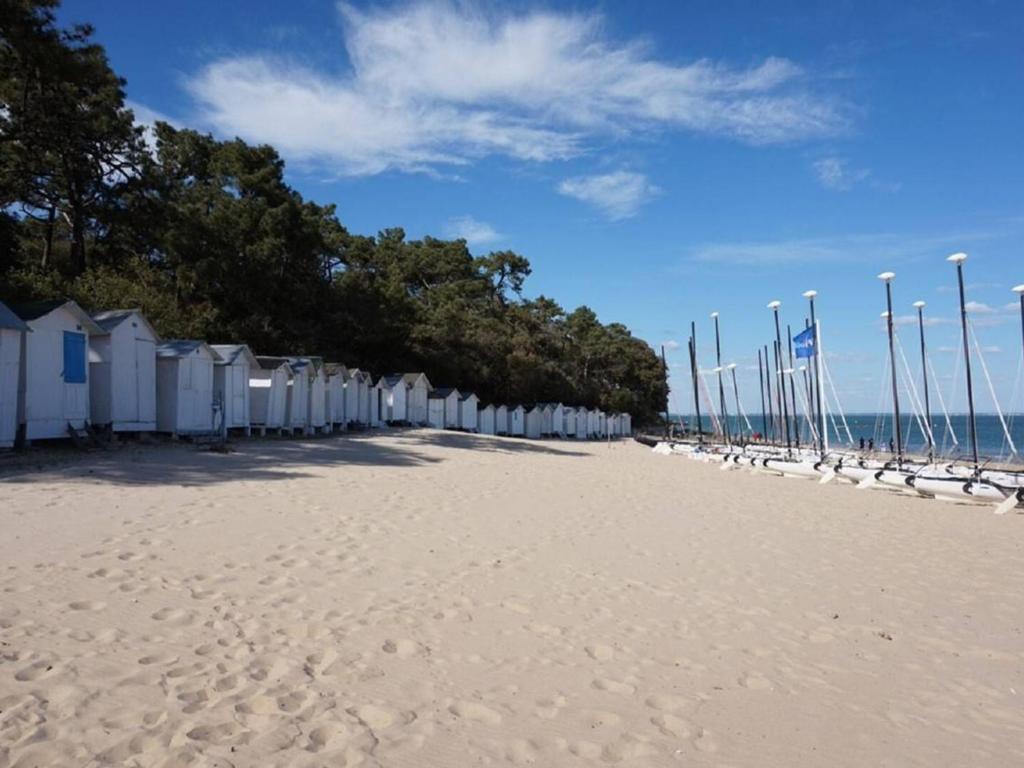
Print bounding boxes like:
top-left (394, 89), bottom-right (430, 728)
top-left (587, 409), bottom-right (600, 438)
top-left (563, 406), bottom-right (577, 437)
top-left (12, 300), bottom-right (103, 442)
top-left (155, 341), bottom-right (216, 436)
top-left (574, 407), bottom-right (589, 440)
top-left (429, 388), bottom-right (461, 428)
top-left (598, 411), bottom-right (608, 438)
top-left (622, 413), bottom-right (632, 436)
top-left (250, 357), bottom-right (293, 433)
top-left (306, 357), bottom-right (328, 433)
top-left (88, 310), bottom-right (159, 434)
top-left (325, 364), bottom-right (348, 431)
top-left (0, 302), bottom-right (29, 448)
top-left (374, 374), bottom-right (409, 424)
top-left (403, 373), bottom-right (432, 425)
top-left (356, 371), bottom-right (374, 426)
top-left (478, 404), bottom-right (496, 435)
top-left (459, 392), bottom-right (479, 431)
top-left (508, 405), bottom-right (525, 436)
top-left (283, 357), bottom-right (314, 434)
top-left (210, 344), bottom-right (256, 435)
top-left (538, 402), bottom-right (565, 436)
top-left (495, 405), bottom-right (508, 435)
top-left (525, 405), bottom-right (544, 439)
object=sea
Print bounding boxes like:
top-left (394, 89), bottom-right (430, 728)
top-left (668, 413), bottom-right (1024, 462)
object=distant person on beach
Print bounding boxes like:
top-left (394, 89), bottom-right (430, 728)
top-left (859, 437), bottom-right (865, 451)
top-left (868, 438), bottom-right (874, 452)
top-left (889, 438), bottom-right (895, 454)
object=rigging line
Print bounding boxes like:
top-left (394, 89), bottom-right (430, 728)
top-left (698, 371), bottom-right (722, 436)
top-left (820, 380), bottom-right (843, 449)
top-left (895, 333), bottom-right (934, 449)
top-left (792, 371), bottom-right (820, 444)
top-left (968, 322), bottom-right (1018, 456)
top-left (926, 354), bottom-right (959, 449)
top-left (821, 355), bottom-right (855, 445)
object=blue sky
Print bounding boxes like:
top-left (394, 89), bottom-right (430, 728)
top-left (62, 0), bottom-right (1024, 413)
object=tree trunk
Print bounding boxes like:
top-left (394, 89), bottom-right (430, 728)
top-left (41, 205), bottom-right (55, 269)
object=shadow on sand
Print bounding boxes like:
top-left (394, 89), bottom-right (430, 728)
top-left (0, 428), bottom-right (593, 487)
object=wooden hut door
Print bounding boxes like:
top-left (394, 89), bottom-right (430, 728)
top-left (231, 367), bottom-right (246, 424)
top-left (62, 331), bottom-right (88, 421)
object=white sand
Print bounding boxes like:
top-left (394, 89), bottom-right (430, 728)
top-left (1, 431), bottom-right (1022, 767)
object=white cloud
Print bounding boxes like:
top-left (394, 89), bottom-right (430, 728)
top-left (127, 100), bottom-right (178, 150)
top-left (443, 215), bottom-right (500, 245)
top-left (557, 171), bottom-right (659, 219)
top-left (185, 1), bottom-right (845, 176)
top-left (662, 339), bottom-right (681, 351)
top-left (965, 301), bottom-right (995, 313)
top-left (812, 155), bottom-right (870, 190)
top-left (690, 231), bottom-right (994, 266)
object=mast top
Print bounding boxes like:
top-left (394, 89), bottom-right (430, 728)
top-left (877, 271), bottom-right (895, 282)
top-left (726, 362), bottom-right (737, 369)
top-left (880, 311), bottom-right (890, 318)
top-left (802, 289), bottom-right (817, 298)
top-left (946, 252), bottom-right (967, 264)
top-left (913, 300), bottom-right (926, 309)
top-left (710, 311), bottom-right (719, 318)
top-left (1012, 284), bottom-right (1024, 294)
top-left (767, 300), bottom-right (781, 310)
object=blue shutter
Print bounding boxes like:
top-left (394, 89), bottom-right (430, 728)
top-left (63, 331), bottom-right (87, 383)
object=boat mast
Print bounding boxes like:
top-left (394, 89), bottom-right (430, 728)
top-left (757, 348), bottom-right (768, 441)
top-left (1014, 283), bottom-right (1024, 372)
top-left (689, 321), bottom-right (703, 444)
top-left (728, 363), bottom-right (743, 441)
top-left (763, 344), bottom-right (776, 444)
top-left (913, 300), bottom-right (933, 462)
top-left (878, 271), bottom-right (904, 465)
top-left (768, 302), bottom-right (792, 453)
top-left (711, 312), bottom-right (731, 446)
top-left (786, 323), bottom-right (800, 449)
top-left (948, 253), bottom-right (978, 472)
top-left (803, 290), bottom-right (827, 458)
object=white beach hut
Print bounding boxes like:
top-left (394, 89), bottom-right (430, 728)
top-left (403, 373), bottom-right (432, 425)
top-left (538, 402), bottom-right (565, 436)
top-left (598, 411), bottom-right (607, 438)
top-left (250, 356), bottom-right (293, 433)
top-left (478, 404), bottom-right (496, 435)
top-left (495, 405), bottom-right (508, 435)
top-left (459, 392), bottom-right (479, 431)
top-left (429, 387), bottom-right (461, 428)
top-left (587, 409), bottom-right (600, 439)
top-left (356, 371), bottom-right (374, 426)
top-left (525, 405), bottom-right (544, 439)
top-left (325, 363), bottom-right (348, 431)
top-left (283, 357), bottom-right (314, 434)
top-left (306, 357), bottom-right (328, 433)
top-left (574, 407), bottom-right (589, 440)
top-left (155, 340), bottom-right (216, 436)
top-left (563, 406), bottom-right (577, 437)
top-left (210, 344), bottom-right (256, 434)
top-left (508, 405), bottom-right (525, 436)
top-left (375, 374), bottom-right (409, 424)
top-left (622, 413), bottom-right (632, 436)
top-left (12, 300), bottom-right (102, 442)
top-left (0, 302), bottom-right (29, 448)
top-left (88, 310), bottom-right (159, 434)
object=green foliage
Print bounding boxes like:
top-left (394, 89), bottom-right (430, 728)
top-left (0, 1), bottom-right (668, 424)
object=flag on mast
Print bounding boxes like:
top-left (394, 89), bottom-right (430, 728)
top-left (793, 326), bottom-right (816, 358)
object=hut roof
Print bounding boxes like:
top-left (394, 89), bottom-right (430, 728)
top-left (90, 309), bottom-right (160, 340)
top-left (460, 392), bottom-right (478, 402)
top-left (0, 300), bottom-right (29, 332)
top-left (156, 340), bottom-right (214, 359)
top-left (11, 299), bottom-right (103, 334)
top-left (210, 344), bottom-right (258, 368)
top-left (430, 387), bottom-right (460, 399)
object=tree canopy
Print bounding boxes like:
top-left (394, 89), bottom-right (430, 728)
top-left (0, 0), bottom-right (668, 424)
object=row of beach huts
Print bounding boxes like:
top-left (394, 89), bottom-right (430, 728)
top-left (0, 299), bottom-right (632, 448)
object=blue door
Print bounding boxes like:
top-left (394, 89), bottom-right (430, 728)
top-left (63, 331), bottom-right (86, 383)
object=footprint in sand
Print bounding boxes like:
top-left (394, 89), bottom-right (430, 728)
top-left (592, 678), bottom-right (636, 696)
top-left (68, 600), bottom-right (106, 611)
top-left (645, 693), bottom-right (688, 712)
top-left (15, 659), bottom-right (59, 682)
top-left (382, 638), bottom-right (418, 658)
top-left (651, 713), bottom-right (692, 738)
top-left (137, 652), bottom-right (178, 666)
top-left (739, 673), bottom-right (772, 690)
top-left (348, 704), bottom-right (397, 729)
top-left (150, 607), bottom-right (195, 626)
top-left (534, 695), bottom-right (568, 719)
top-left (585, 643), bottom-right (614, 661)
top-left (449, 701), bottom-right (502, 725)
top-left (186, 722), bottom-right (243, 744)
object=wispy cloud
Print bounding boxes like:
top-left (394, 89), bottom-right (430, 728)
top-left (965, 300), bottom-right (995, 313)
top-left (661, 339), bottom-right (681, 351)
top-left (185, 1), bottom-right (846, 176)
top-left (558, 171), bottom-right (659, 219)
top-left (690, 231), bottom-right (995, 266)
top-left (812, 155), bottom-right (869, 190)
top-left (127, 100), bottom-right (178, 150)
top-left (443, 215), bottom-right (501, 245)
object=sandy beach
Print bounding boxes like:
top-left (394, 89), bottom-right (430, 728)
top-left (1, 431), bottom-right (1022, 767)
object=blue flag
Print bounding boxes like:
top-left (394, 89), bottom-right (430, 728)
top-left (793, 325), bottom-right (816, 358)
